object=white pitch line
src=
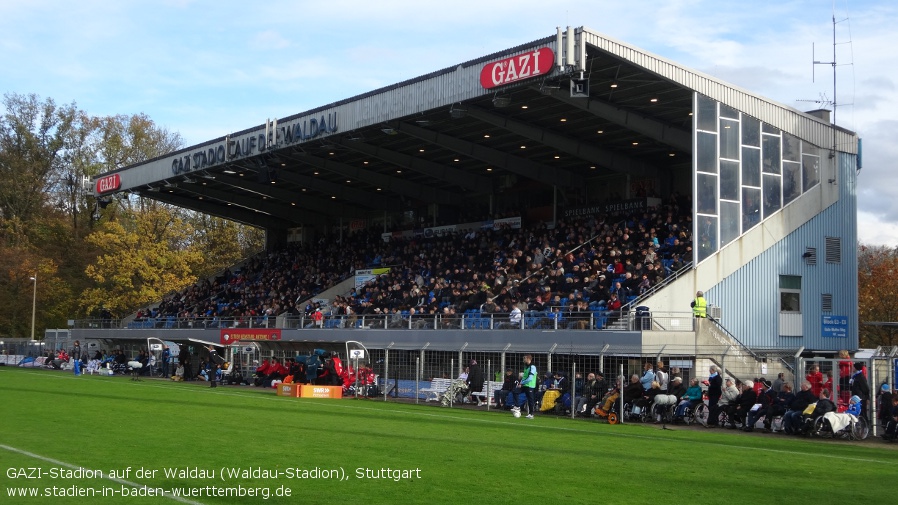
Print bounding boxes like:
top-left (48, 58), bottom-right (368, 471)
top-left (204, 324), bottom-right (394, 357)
top-left (0, 444), bottom-right (206, 505)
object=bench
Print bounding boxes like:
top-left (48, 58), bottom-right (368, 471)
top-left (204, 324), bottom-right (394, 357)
top-left (470, 381), bottom-right (505, 406)
top-left (420, 378), bottom-right (452, 401)
top-left (0, 355), bottom-right (24, 366)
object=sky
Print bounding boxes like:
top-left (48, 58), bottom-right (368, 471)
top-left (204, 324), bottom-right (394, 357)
top-left (2, 0), bottom-right (896, 245)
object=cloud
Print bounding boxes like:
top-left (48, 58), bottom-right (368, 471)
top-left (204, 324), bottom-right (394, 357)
top-left (4, 0), bottom-right (898, 246)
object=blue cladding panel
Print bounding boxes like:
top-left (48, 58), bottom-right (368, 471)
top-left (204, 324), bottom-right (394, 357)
top-left (707, 151), bottom-right (858, 351)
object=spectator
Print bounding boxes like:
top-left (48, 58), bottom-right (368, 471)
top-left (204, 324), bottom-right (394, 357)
top-left (595, 376), bottom-right (624, 417)
top-left (623, 374), bottom-right (644, 405)
top-left (837, 349), bottom-right (853, 402)
top-left (709, 377), bottom-right (738, 427)
top-left (772, 372), bottom-right (786, 393)
top-left (674, 378), bottom-right (703, 419)
top-left (161, 346), bottom-right (171, 378)
top-left (745, 380), bottom-right (777, 432)
top-left (763, 382), bottom-right (795, 432)
top-left (494, 368), bottom-right (518, 409)
top-left (849, 361), bottom-right (870, 417)
top-left (667, 376), bottom-right (687, 400)
top-left (172, 363), bottom-right (185, 381)
top-left (655, 361), bottom-right (669, 393)
top-left (466, 360), bottom-right (484, 406)
top-left (879, 384), bottom-right (893, 428)
top-left (503, 304), bottom-right (523, 329)
top-left (576, 372), bottom-right (603, 416)
top-left (636, 380), bottom-right (661, 412)
top-left (730, 380), bottom-right (758, 429)
top-left (806, 364), bottom-right (824, 397)
top-left (52, 349), bottom-right (69, 370)
top-left (639, 362), bottom-right (655, 391)
top-left (71, 341), bottom-right (82, 376)
top-left (782, 381), bottom-right (816, 435)
top-left (706, 365), bottom-right (723, 413)
top-left (882, 395), bottom-right (898, 441)
top-left (811, 388), bottom-right (837, 418)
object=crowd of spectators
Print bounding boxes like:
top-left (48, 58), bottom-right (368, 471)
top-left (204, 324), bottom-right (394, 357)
top-left (139, 193), bottom-right (693, 328)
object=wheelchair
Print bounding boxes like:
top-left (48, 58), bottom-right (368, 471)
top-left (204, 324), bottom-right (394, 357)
top-left (604, 400), bottom-right (652, 425)
top-left (671, 400), bottom-right (706, 426)
top-left (716, 406), bottom-right (744, 430)
top-left (813, 414), bottom-right (869, 440)
top-left (652, 402), bottom-right (677, 424)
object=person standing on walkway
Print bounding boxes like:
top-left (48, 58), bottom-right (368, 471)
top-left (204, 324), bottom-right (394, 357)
top-left (511, 354), bottom-right (538, 419)
top-left (691, 291), bottom-right (707, 318)
top-left (72, 340), bottom-right (82, 376)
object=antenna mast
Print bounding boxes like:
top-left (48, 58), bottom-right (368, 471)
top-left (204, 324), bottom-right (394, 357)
top-left (804, 12), bottom-right (846, 158)
top-left (811, 14), bottom-right (839, 125)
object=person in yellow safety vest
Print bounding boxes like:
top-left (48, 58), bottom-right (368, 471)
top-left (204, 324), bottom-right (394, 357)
top-left (691, 291), bottom-right (707, 318)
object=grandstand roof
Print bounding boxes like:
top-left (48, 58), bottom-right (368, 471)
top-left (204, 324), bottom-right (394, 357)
top-left (92, 27), bottom-right (852, 230)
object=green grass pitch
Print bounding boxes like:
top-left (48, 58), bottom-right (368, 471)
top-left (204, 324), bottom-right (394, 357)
top-left (0, 367), bottom-right (894, 505)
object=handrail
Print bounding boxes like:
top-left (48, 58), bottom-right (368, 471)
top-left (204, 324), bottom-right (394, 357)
top-left (625, 260), bottom-right (694, 309)
top-left (707, 315), bottom-right (760, 361)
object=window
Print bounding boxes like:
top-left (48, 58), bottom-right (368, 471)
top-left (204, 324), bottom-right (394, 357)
top-left (779, 275), bottom-right (801, 313)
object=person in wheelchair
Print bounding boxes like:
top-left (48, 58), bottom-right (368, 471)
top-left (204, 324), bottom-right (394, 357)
top-left (882, 394), bottom-right (898, 442)
top-left (667, 376), bottom-right (686, 401)
top-left (709, 377), bottom-right (738, 427)
top-left (798, 388), bottom-right (837, 434)
top-left (820, 395), bottom-right (863, 437)
top-left (783, 381), bottom-right (816, 435)
top-left (634, 381), bottom-right (662, 413)
top-left (877, 383), bottom-right (892, 429)
top-left (653, 377), bottom-right (684, 422)
top-left (596, 375), bottom-right (642, 417)
top-left (674, 378), bottom-right (703, 420)
top-left (622, 374), bottom-right (645, 406)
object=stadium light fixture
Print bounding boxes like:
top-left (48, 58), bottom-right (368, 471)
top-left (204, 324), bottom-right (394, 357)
top-left (449, 105), bottom-right (467, 119)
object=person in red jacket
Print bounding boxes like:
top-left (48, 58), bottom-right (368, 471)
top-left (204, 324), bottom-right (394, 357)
top-left (837, 349), bottom-right (852, 402)
top-left (253, 359), bottom-right (270, 386)
top-left (806, 364), bottom-right (824, 397)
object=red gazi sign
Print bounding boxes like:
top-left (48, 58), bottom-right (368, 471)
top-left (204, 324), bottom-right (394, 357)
top-left (480, 47), bottom-right (554, 89)
top-left (95, 174), bottom-right (121, 194)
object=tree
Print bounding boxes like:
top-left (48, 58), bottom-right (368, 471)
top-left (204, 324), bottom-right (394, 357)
top-left (0, 93), bottom-right (78, 243)
top-left (81, 204), bottom-right (204, 316)
top-left (97, 113), bottom-right (181, 170)
top-left (187, 212), bottom-right (265, 279)
top-left (857, 243), bottom-right (898, 347)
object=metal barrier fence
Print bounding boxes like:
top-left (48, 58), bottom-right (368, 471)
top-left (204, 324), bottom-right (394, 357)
top-left (14, 339), bottom-right (897, 441)
top-left (73, 310), bottom-right (702, 332)
top-left (365, 345), bottom-right (802, 413)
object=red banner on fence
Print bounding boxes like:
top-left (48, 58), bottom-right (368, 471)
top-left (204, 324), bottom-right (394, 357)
top-left (220, 328), bottom-right (282, 345)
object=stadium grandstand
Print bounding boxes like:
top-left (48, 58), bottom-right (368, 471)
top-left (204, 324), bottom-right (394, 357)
top-left (69, 26), bottom-right (860, 388)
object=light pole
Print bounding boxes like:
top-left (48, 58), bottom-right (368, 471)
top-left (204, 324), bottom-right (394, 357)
top-left (29, 273), bottom-right (37, 341)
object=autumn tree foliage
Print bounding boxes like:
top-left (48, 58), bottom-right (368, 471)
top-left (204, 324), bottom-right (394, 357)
top-left (858, 244), bottom-right (898, 347)
top-left (0, 92), bottom-right (262, 336)
top-left (81, 204), bottom-right (205, 317)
